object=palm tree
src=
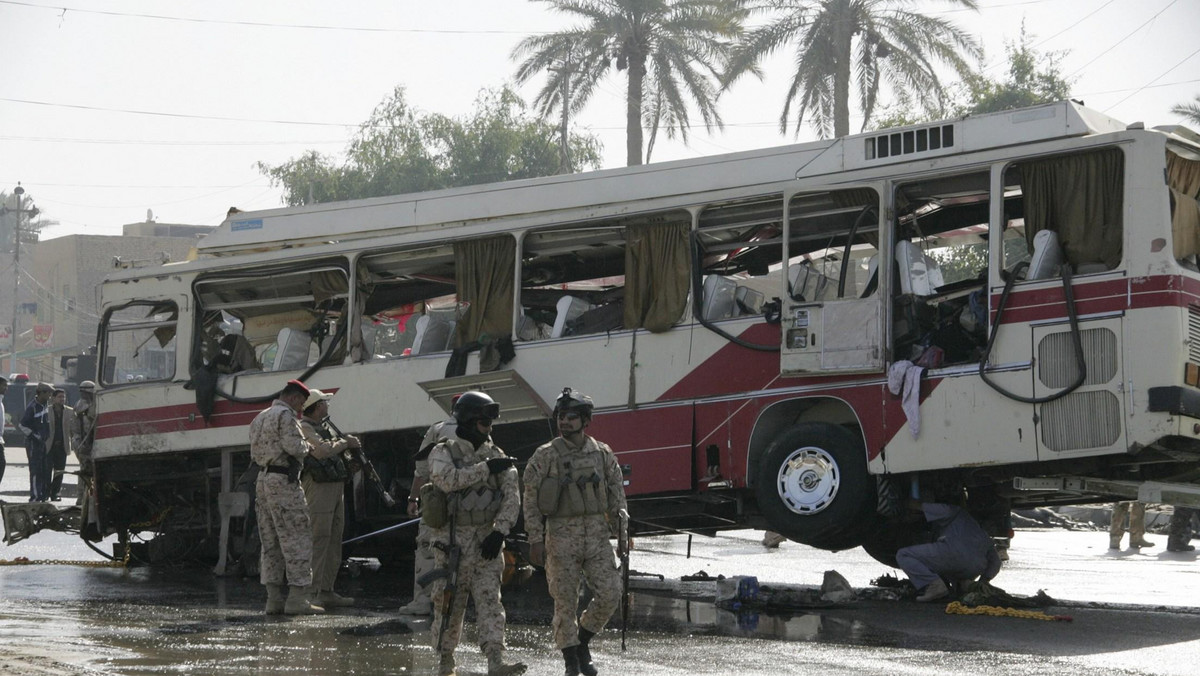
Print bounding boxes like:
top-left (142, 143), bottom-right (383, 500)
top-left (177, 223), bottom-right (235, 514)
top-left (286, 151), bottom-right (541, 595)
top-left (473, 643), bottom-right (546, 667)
top-left (513, 0), bottom-right (747, 166)
top-left (724, 0), bottom-right (983, 139)
top-left (1172, 95), bottom-right (1200, 126)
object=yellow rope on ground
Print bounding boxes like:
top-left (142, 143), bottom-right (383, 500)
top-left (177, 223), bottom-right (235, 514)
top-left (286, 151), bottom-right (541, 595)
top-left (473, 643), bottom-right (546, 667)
top-left (945, 601), bottom-right (1071, 621)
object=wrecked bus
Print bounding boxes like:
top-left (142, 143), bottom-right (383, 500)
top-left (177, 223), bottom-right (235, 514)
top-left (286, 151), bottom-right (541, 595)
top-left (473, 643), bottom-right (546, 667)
top-left (58, 101), bottom-right (1200, 567)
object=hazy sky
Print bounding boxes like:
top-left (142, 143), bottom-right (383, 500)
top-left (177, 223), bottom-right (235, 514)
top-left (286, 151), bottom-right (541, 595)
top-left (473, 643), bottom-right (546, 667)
top-left (3, 0), bottom-right (1198, 240)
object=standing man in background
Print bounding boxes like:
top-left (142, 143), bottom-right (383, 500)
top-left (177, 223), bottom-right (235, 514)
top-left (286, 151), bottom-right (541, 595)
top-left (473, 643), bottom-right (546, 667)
top-left (399, 406), bottom-right (457, 617)
top-left (46, 389), bottom-right (77, 502)
top-left (18, 383), bottom-right (53, 502)
top-left (298, 388), bottom-right (358, 609)
top-left (0, 376), bottom-right (8, 491)
top-left (1110, 501), bottom-right (1155, 550)
top-left (522, 388), bottom-right (627, 676)
top-left (250, 379), bottom-right (322, 616)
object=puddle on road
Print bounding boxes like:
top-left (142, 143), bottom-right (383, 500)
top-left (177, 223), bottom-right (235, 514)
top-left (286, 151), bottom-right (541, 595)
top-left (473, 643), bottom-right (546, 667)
top-left (0, 562), bottom-right (937, 673)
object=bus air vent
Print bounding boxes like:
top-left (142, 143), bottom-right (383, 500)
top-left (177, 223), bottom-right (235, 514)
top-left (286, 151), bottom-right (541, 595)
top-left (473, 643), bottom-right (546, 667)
top-left (1188, 306), bottom-right (1200, 364)
top-left (864, 124), bottom-right (955, 161)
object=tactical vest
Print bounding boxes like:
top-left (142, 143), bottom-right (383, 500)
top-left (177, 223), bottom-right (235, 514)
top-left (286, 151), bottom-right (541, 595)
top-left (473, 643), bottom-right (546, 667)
top-left (302, 421), bottom-right (349, 483)
top-left (537, 438), bottom-right (609, 518)
top-left (421, 439), bottom-right (504, 528)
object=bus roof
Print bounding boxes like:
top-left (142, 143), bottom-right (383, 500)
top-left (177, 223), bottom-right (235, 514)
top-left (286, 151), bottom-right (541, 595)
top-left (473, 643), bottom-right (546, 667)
top-left (197, 101), bottom-right (1128, 258)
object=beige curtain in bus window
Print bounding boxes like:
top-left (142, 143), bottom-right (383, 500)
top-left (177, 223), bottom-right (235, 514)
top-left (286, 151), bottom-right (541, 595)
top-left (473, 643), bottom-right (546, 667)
top-left (1168, 150), bottom-right (1200, 260)
top-left (454, 235), bottom-right (515, 347)
top-left (624, 221), bottom-right (690, 333)
top-left (350, 262), bottom-right (376, 362)
top-left (1022, 147), bottom-right (1124, 269)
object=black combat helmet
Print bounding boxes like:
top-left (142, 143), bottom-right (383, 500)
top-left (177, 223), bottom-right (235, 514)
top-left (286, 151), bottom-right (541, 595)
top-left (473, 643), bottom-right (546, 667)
top-left (554, 387), bottom-right (594, 422)
top-left (452, 391), bottom-right (500, 426)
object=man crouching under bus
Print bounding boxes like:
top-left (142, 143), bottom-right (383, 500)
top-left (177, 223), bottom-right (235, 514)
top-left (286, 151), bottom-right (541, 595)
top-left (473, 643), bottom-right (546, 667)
top-left (426, 391), bottom-right (525, 676)
top-left (897, 495), bottom-right (1002, 603)
top-left (522, 388), bottom-right (628, 676)
top-left (249, 379), bottom-right (323, 615)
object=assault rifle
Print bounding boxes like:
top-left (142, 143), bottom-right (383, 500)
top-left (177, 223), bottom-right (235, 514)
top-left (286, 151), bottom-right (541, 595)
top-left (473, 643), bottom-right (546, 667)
top-left (417, 497), bottom-right (461, 652)
top-left (321, 416), bottom-right (396, 507)
top-left (619, 508), bottom-right (630, 651)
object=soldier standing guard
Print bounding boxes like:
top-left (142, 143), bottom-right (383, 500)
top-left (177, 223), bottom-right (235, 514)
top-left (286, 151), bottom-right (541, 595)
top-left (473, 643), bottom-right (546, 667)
top-left (522, 388), bottom-right (628, 676)
top-left (426, 391), bottom-right (526, 676)
top-left (298, 388), bottom-right (359, 608)
top-left (249, 379), bottom-right (323, 616)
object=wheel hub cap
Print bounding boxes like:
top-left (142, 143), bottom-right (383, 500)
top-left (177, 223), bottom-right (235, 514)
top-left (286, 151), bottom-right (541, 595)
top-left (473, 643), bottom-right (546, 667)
top-left (776, 446), bottom-right (840, 515)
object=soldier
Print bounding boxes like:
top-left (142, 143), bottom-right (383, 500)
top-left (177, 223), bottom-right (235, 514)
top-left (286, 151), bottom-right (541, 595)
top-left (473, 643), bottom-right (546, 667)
top-left (522, 388), bottom-right (628, 676)
top-left (72, 381), bottom-right (98, 470)
top-left (249, 379), bottom-right (323, 616)
top-left (426, 391), bottom-right (525, 676)
top-left (1167, 506), bottom-right (1196, 552)
top-left (297, 388), bottom-right (359, 608)
top-left (399, 409), bottom-right (457, 617)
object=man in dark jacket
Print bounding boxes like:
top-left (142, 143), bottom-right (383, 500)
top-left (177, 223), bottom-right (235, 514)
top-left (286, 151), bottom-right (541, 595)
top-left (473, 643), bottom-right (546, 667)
top-left (897, 500), bottom-right (1002, 602)
top-left (18, 383), bottom-right (53, 502)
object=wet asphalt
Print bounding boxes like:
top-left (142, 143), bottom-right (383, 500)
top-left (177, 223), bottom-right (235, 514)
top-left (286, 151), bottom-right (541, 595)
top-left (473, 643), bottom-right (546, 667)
top-left (1, 446), bottom-right (1198, 675)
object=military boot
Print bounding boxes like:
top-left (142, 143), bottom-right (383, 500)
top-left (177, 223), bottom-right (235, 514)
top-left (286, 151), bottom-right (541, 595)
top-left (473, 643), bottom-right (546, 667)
top-left (576, 628), bottom-right (598, 676)
top-left (265, 583), bottom-right (286, 615)
top-left (562, 647), bottom-right (581, 676)
top-left (317, 590), bottom-right (354, 608)
top-left (284, 585), bottom-right (325, 615)
top-left (485, 648), bottom-right (527, 676)
top-left (1109, 535), bottom-right (1122, 549)
top-left (438, 652), bottom-right (456, 676)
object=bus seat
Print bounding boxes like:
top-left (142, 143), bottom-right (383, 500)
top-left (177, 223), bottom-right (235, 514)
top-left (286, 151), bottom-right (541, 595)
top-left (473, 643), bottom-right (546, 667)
top-left (551, 296), bottom-right (593, 338)
top-left (788, 263), bottom-right (830, 302)
top-left (272, 327), bottom-right (312, 371)
top-left (1027, 229), bottom-right (1063, 280)
top-left (702, 275), bottom-right (739, 320)
top-left (895, 240), bottom-right (944, 295)
top-left (412, 315), bottom-right (454, 355)
top-left (735, 285), bottom-right (764, 315)
top-left (861, 254), bottom-right (880, 298)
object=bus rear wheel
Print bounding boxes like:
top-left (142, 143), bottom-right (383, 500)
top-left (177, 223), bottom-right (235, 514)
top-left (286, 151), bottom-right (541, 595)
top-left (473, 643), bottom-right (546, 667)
top-left (755, 423), bottom-right (877, 551)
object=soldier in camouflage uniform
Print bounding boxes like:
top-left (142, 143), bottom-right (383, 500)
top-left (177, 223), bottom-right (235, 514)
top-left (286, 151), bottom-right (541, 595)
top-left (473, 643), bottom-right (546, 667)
top-left (426, 391), bottom-right (525, 676)
top-left (1167, 506), bottom-right (1196, 552)
top-left (399, 414), bottom-right (457, 617)
top-left (250, 379), bottom-right (322, 616)
top-left (298, 388), bottom-right (359, 608)
top-left (522, 388), bottom-right (627, 676)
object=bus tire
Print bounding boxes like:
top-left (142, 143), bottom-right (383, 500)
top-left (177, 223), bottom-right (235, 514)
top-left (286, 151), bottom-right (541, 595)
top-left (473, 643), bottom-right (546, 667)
top-left (861, 521), bottom-right (929, 568)
top-left (756, 423), bottom-right (876, 551)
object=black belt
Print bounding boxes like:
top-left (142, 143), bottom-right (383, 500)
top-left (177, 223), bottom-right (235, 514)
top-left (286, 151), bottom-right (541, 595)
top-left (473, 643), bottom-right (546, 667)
top-left (262, 465), bottom-right (298, 483)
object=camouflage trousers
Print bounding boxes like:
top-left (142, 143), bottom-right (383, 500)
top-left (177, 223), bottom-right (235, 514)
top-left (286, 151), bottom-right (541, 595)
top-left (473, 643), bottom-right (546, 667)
top-left (302, 476), bottom-right (345, 593)
top-left (544, 514), bottom-right (621, 649)
top-left (1110, 501), bottom-right (1147, 540)
top-left (256, 473), bottom-right (313, 587)
top-left (412, 523), bottom-right (435, 605)
top-left (1168, 507), bottom-right (1196, 549)
top-left (430, 525), bottom-right (507, 657)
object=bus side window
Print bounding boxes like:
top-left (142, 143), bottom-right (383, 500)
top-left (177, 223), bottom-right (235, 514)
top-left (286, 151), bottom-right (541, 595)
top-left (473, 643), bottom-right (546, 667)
top-left (1003, 147), bottom-right (1125, 278)
top-left (194, 265), bottom-right (350, 373)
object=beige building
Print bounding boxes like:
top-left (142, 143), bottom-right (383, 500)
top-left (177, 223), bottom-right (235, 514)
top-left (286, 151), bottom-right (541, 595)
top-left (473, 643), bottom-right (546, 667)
top-left (2, 221), bottom-right (212, 381)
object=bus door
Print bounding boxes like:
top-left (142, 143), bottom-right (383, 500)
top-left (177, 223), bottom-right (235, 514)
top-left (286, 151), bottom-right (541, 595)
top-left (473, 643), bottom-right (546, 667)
top-left (780, 185), bottom-right (885, 376)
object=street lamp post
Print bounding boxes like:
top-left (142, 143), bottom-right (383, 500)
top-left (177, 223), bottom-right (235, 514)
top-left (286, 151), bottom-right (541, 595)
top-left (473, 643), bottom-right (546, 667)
top-left (2, 183), bottom-right (38, 373)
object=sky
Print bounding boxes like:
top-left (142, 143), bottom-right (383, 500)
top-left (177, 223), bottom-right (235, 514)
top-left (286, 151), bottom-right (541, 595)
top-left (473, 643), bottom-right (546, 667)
top-left (2, 0), bottom-right (1198, 241)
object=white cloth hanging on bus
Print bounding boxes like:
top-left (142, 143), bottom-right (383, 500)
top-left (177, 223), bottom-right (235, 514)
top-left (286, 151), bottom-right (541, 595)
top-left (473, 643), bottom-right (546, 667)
top-left (887, 360), bottom-right (925, 439)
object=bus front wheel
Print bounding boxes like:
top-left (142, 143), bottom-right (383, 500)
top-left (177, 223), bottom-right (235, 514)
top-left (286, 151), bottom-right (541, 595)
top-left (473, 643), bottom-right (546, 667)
top-left (755, 423), bottom-right (877, 551)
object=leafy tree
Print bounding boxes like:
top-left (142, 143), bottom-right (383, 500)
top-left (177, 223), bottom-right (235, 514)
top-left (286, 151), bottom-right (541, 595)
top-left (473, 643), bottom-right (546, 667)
top-left (258, 86), bottom-right (602, 206)
top-left (870, 26), bottom-right (1073, 131)
top-left (961, 25), bottom-right (1072, 115)
top-left (724, 0), bottom-right (982, 139)
top-left (1172, 95), bottom-right (1200, 126)
top-left (512, 0), bottom-right (747, 166)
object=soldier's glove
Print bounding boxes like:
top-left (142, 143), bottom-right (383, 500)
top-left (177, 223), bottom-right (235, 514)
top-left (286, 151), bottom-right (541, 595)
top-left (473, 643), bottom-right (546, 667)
top-left (485, 457), bottom-right (516, 474)
top-left (481, 530), bottom-right (506, 560)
